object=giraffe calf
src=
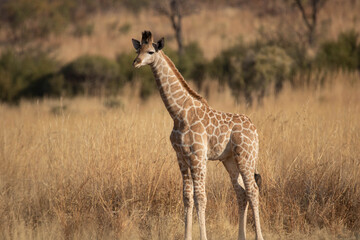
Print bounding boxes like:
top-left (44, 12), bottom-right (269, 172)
top-left (132, 31), bottom-right (264, 240)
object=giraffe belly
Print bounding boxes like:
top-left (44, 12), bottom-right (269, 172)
top-left (207, 140), bottom-right (232, 160)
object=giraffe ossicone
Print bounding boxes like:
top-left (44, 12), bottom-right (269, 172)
top-left (132, 31), bottom-right (264, 240)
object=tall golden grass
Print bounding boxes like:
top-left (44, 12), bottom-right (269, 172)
top-left (0, 71), bottom-right (359, 240)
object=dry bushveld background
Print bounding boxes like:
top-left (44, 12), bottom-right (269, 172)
top-left (25, 0), bottom-right (360, 62)
top-left (0, 0), bottom-right (360, 239)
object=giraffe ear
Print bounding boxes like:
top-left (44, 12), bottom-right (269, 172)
top-left (132, 39), bottom-right (141, 50)
top-left (152, 43), bottom-right (158, 51)
top-left (157, 37), bottom-right (165, 51)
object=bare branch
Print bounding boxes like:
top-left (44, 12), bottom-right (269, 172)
top-left (154, 4), bottom-right (171, 17)
top-left (154, 0), bottom-right (198, 17)
top-left (294, 0), bottom-right (328, 45)
top-left (294, 0), bottom-right (312, 30)
top-left (153, 0), bottom-right (199, 55)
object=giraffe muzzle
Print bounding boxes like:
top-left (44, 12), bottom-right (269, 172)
top-left (133, 58), bottom-right (142, 68)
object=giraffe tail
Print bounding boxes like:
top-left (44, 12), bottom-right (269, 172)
top-left (254, 173), bottom-right (262, 192)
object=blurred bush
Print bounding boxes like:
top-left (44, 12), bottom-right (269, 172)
top-left (138, 70), bottom-right (156, 100)
top-left (178, 42), bottom-right (208, 90)
top-left (61, 55), bottom-right (123, 96)
top-left (252, 46), bottom-right (293, 100)
top-left (104, 98), bottom-right (124, 109)
top-left (209, 43), bottom-right (247, 88)
top-left (0, 0), bottom-right (75, 42)
top-left (119, 22), bottom-right (132, 34)
top-left (255, 31), bottom-right (311, 71)
top-left (116, 53), bottom-right (136, 82)
top-left (116, 52), bottom-right (155, 100)
top-left (0, 50), bottom-right (60, 103)
top-left (210, 42), bottom-right (293, 105)
top-left (161, 43), bottom-right (208, 92)
top-left (315, 30), bottom-right (360, 71)
top-left (73, 23), bottom-right (95, 38)
top-left (122, 0), bottom-right (150, 13)
top-left (0, 0), bottom-right (146, 44)
top-left (0, 29), bottom-right (359, 104)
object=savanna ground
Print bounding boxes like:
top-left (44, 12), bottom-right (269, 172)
top-left (0, 73), bottom-right (359, 240)
top-left (1, 0), bottom-right (360, 239)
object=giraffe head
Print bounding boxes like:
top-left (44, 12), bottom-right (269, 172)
top-left (132, 31), bottom-right (165, 68)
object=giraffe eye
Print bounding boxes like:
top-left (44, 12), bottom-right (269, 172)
top-left (148, 51), bottom-right (154, 55)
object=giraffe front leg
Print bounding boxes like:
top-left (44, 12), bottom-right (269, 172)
top-left (178, 156), bottom-right (194, 240)
top-left (189, 155), bottom-right (207, 240)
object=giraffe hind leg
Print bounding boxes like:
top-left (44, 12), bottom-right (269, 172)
top-left (222, 157), bottom-right (248, 240)
top-left (232, 150), bottom-right (264, 240)
top-left (255, 173), bottom-right (262, 192)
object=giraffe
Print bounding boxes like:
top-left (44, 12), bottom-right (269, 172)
top-left (132, 31), bottom-right (264, 240)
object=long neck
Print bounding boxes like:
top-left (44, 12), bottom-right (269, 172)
top-left (150, 51), bottom-right (207, 119)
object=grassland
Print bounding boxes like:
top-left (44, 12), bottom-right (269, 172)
top-left (0, 0), bottom-right (360, 239)
top-left (0, 71), bottom-right (359, 240)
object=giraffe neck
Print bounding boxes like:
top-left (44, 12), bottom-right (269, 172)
top-left (150, 51), bottom-right (207, 119)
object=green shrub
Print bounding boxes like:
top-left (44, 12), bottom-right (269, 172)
top-left (251, 31), bottom-right (315, 88)
top-left (316, 30), bottom-right (360, 70)
top-left (210, 43), bottom-right (293, 105)
top-left (104, 98), bottom-right (123, 109)
top-left (255, 46), bottom-right (293, 88)
top-left (116, 53), bottom-right (136, 82)
top-left (249, 46), bottom-right (293, 104)
top-left (253, 31), bottom-right (311, 71)
top-left (177, 42), bottom-right (208, 90)
top-left (209, 43), bottom-right (247, 88)
top-left (61, 55), bottom-right (123, 96)
top-left (0, 50), bottom-right (60, 103)
top-left (139, 71), bottom-right (156, 100)
top-left (0, 0), bottom-right (76, 42)
top-left (0, 0), bottom-right (125, 43)
top-left (119, 23), bottom-right (131, 34)
top-left (73, 23), bottom-right (94, 38)
top-left (116, 52), bottom-right (155, 100)
top-left (122, 0), bottom-right (150, 13)
top-left (0, 0), bottom-right (154, 45)
top-left (22, 73), bottom-right (64, 98)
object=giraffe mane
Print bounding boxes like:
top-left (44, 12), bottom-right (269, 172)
top-left (160, 51), bottom-right (208, 106)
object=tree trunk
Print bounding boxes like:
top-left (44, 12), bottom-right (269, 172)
top-left (294, 0), bottom-right (326, 46)
top-left (170, 0), bottom-right (184, 55)
top-left (170, 14), bottom-right (183, 55)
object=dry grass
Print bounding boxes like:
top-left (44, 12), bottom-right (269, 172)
top-left (1, 1), bottom-right (359, 239)
top-left (0, 71), bottom-right (359, 240)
